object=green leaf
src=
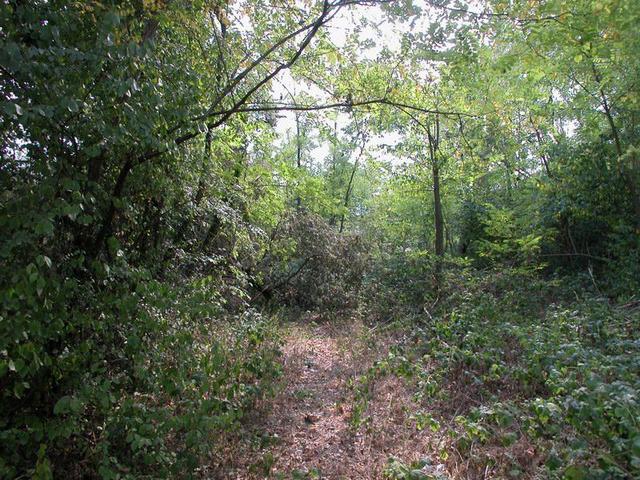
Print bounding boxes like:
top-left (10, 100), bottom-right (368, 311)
top-left (104, 11), bottom-right (120, 27)
top-left (53, 396), bottom-right (82, 415)
top-left (35, 219), bottom-right (54, 236)
top-left (53, 396), bottom-right (71, 415)
top-left (564, 465), bottom-right (587, 480)
top-left (33, 444), bottom-right (53, 480)
top-left (2, 102), bottom-right (23, 117)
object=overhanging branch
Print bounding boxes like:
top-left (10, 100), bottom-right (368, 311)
top-left (206, 99), bottom-right (478, 118)
top-left (141, 98), bottom-right (479, 164)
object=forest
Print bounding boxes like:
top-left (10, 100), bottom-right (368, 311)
top-left (1, 0), bottom-right (639, 478)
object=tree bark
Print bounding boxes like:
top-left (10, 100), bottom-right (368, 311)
top-left (90, 157), bottom-right (133, 259)
top-left (425, 114), bottom-right (444, 290)
top-left (339, 130), bottom-right (366, 233)
top-left (426, 115), bottom-right (444, 258)
top-left (295, 112), bottom-right (302, 208)
top-left (432, 161), bottom-right (444, 257)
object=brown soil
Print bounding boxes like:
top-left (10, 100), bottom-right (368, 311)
top-left (209, 316), bottom-right (442, 479)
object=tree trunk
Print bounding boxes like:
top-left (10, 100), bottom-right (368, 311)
top-left (90, 157), bottom-right (133, 259)
top-left (295, 112), bottom-right (302, 208)
top-left (425, 114), bottom-right (444, 291)
top-left (432, 161), bottom-right (444, 257)
top-left (339, 135), bottom-right (365, 233)
top-left (426, 116), bottom-right (444, 258)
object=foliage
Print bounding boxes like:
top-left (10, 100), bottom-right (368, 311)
top-left (378, 269), bottom-right (640, 479)
top-left (0, 263), bottom-right (282, 477)
top-left (384, 457), bottom-right (446, 480)
top-left (257, 211), bottom-right (368, 311)
top-left (362, 248), bottom-right (443, 322)
top-left (0, 0), bottom-right (315, 476)
top-left (1, 0), bottom-right (639, 477)
top-left (541, 142), bottom-right (640, 297)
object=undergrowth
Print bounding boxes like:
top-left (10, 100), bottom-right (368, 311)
top-left (358, 268), bottom-right (640, 479)
top-left (0, 266), bottom-right (282, 479)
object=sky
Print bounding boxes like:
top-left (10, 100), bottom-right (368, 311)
top-left (270, 1), bottom-right (409, 168)
top-left (268, 0), bottom-right (489, 168)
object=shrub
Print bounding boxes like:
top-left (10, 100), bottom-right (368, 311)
top-left (0, 258), bottom-right (281, 478)
top-left (256, 211), bottom-right (368, 312)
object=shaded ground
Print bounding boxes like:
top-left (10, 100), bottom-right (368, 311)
top-left (210, 315), bottom-right (443, 479)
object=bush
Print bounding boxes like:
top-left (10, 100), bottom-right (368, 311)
top-left (401, 270), bottom-right (640, 478)
top-left (256, 211), bottom-right (368, 312)
top-left (0, 258), bottom-right (281, 478)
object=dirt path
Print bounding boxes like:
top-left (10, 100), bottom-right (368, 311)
top-left (217, 317), bottom-right (442, 479)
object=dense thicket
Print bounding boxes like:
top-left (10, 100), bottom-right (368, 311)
top-left (1, 0), bottom-right (638, 478)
